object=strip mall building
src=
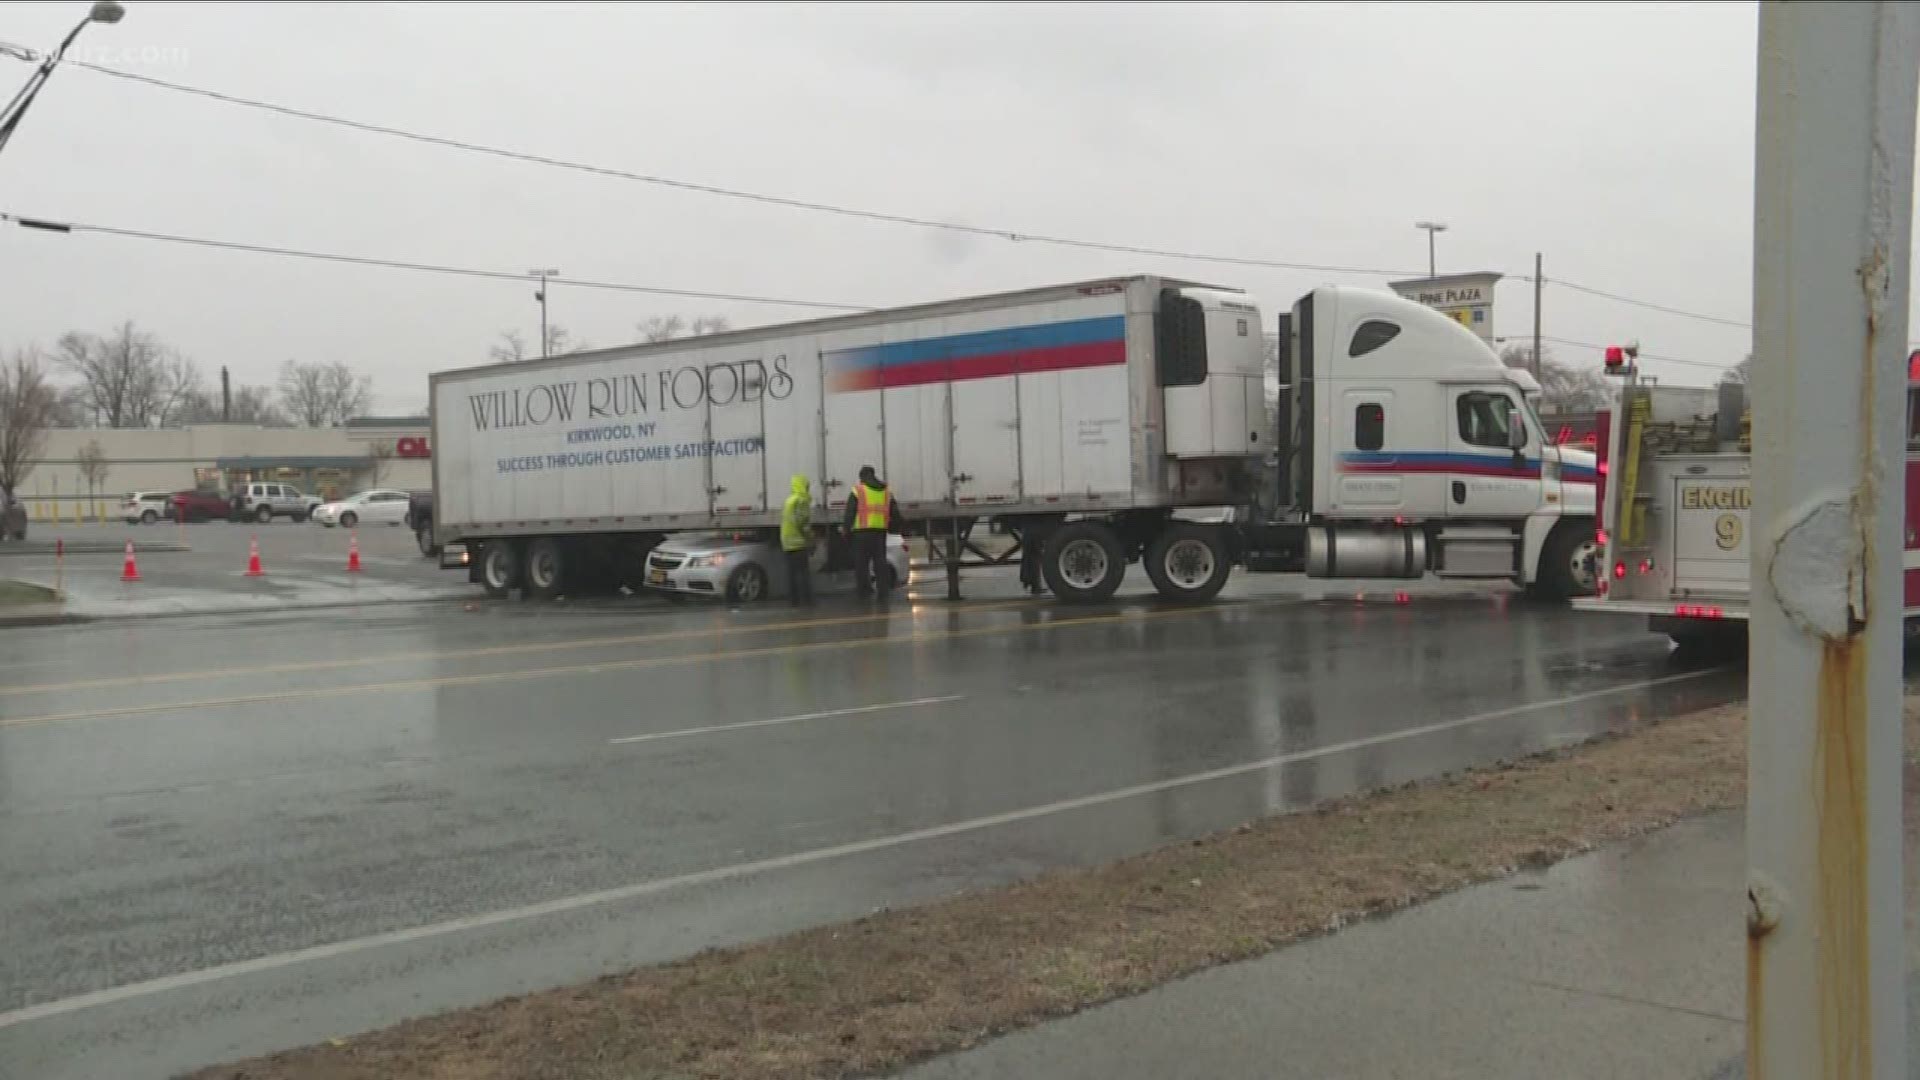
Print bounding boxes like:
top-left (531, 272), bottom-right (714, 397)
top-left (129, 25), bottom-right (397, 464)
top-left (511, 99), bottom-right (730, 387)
top-left (17, 417), bottom-right (432, 520)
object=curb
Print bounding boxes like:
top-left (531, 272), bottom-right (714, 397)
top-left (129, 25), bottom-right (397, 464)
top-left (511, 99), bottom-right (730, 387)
top-left (0, 609), bottom-right (91, 628)
top-left (38, 592), bottom-right (479, 627)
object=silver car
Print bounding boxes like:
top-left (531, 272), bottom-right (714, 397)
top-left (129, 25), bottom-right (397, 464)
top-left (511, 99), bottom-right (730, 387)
top-left (644, 532), bottom-right (911, 603)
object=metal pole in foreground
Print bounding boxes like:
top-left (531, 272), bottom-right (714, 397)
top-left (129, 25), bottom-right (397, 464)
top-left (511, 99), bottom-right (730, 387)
top-left (1748, 4), bottom-right (1914, 1078)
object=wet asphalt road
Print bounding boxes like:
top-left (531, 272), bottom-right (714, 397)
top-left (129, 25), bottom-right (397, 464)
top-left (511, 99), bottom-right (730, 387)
top-left (0, 580), bottom-right (1744, 1079)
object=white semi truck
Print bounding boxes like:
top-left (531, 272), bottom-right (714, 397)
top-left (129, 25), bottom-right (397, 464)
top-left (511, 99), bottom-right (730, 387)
top-left (427, 274), bottom-right (1600, 603)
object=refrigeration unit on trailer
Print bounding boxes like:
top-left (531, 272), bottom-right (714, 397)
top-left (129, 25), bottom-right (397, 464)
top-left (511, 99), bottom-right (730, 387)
top-left (1572, 365), bottom-right (1920, 650)
top-left (427, 274), bottom-right (1598, 604)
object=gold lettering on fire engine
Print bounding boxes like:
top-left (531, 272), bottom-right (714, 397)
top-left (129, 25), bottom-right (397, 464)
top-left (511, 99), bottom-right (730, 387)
top-left (1680, 484), bottom-right (1752, 511)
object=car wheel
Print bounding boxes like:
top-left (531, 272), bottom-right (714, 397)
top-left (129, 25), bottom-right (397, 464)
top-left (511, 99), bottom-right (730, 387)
top-left (726, 563), bottom-right (769, 604)
top-left (339, 511), bottom-right (358, 529)
top-left (523, 538), bottom-right (567, 600)
top-left (141, 509), bottom-right (158, 525)
top-left (255, 505), bottom-right (273, 524)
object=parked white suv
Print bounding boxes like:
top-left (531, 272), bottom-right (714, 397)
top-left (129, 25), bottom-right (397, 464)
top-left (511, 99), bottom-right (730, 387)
top-left (234, 482), bottom-right (322, 523)
top-left (120, 491), bottom-right (174, 524)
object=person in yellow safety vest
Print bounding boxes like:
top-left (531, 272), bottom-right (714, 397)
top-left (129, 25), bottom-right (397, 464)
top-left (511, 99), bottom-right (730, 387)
top-left (780, 474), bottom-right (814, 607)
top-left (842, 465), bottom-right (902, 600)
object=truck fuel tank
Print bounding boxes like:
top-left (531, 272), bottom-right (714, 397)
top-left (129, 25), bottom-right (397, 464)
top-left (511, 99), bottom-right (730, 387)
top-left (1305, 525), bottom-right (1427, 579)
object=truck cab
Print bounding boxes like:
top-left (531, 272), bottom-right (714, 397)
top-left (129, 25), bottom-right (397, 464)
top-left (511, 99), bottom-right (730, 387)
top-left (1274, 286), bottom-right (1596, 596)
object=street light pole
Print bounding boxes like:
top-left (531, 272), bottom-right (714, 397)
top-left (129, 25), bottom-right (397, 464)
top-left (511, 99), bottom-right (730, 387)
top-left (1413, 221), bottom-right (1447, 279)
top-left (0, 2), bottom-right (126, 159)
top-left (528, 268), bottom-right (559, 358)
top-left (1747, 4), bottom-right (1914, 1078)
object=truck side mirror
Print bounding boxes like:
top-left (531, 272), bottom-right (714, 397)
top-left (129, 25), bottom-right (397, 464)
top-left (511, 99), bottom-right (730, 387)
top-left (1508, 414), bottom-right (1528, 451)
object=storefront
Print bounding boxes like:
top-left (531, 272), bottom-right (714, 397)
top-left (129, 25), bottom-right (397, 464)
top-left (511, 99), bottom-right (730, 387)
top-left (19, 418), bottom-right (433, 521)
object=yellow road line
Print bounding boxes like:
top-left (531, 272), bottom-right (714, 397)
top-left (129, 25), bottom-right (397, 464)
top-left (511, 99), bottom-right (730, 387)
top-left (0, 601), bottom-right (1265, 731)
top-left (0, 597), bottom-right (1044, 698)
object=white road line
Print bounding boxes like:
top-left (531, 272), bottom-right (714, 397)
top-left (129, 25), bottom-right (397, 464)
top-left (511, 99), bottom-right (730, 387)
top-left (608, 695), bottom-right (964, 745)
top-left (0, 666), bottom-right (1725, 1031)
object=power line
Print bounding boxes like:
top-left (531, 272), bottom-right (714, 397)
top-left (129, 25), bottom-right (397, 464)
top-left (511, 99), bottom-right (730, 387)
top-left (2, 208), bottom-right (1747, 374)
top-left (0, 211), bottom-right (874, 311)
top-left (1548, 278), bottom-right (1751, 329)
top-left (31, 58), bottom-right (1781, 334)
top-left (56, 59), bottom-right (1424, 279)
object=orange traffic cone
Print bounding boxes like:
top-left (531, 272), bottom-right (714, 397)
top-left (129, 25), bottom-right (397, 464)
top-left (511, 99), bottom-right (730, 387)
top-left (120, 540), bottom-right (141, 582)
top-left (346, 531), bottom-right (363, 573)
top-left (245, 534), bottom-right (265, 577)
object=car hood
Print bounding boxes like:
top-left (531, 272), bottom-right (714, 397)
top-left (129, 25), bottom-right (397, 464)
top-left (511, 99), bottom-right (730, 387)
top-left (656, 535), bottom-right (759, 557)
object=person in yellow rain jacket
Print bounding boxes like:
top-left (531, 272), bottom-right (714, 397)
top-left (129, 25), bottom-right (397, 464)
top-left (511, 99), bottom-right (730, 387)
top-left (780, 474), bottom-right (814, 606)
top-left (842, 465), bottom-right (902, 601)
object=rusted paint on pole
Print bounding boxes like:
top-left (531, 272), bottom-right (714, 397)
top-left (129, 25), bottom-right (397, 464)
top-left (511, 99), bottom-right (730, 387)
top-left (1748, 4), bottom-right (1915, 1078)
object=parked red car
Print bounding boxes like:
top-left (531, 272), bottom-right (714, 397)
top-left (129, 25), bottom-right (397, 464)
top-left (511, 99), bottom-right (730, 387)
top-left (169, 489), bottom-right (233, 523)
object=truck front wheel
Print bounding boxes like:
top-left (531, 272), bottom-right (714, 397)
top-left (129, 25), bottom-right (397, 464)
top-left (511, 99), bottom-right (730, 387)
top-left (1043, 521), bottom-right (1126, 603)
top-left (1530, 522), bottom-right (1598, 601)
top-left (1144, 523), bottom-right (1232, 603)
top-left (479, 540), bottom-right (521, 599)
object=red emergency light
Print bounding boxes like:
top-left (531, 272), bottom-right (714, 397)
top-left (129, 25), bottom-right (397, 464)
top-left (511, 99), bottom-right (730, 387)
top-left (1604, 345), bottom-right (1626, 368)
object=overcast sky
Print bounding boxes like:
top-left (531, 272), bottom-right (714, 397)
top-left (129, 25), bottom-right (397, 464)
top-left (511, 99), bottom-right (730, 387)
top-left (0, 1), bottom-right (1782, 413)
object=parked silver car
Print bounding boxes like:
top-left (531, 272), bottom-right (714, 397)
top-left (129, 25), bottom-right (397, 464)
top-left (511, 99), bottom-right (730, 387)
top-left (644, 532), bottom-right (911, 603)
top-left (234, 481), bottom-right (323, 523)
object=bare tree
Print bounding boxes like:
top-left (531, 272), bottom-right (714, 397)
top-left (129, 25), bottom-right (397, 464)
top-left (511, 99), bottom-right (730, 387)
top-left (1720, 354), bottom-right (1752, 386)
top-left (74, 439), bottom-right (110, 516)
top-left (55, 322), bottom-right (204, 428)
top-left (636, 314), bottom-right (731, 343)
top-left (177, 384), bottom-right (285, 426)
top-left (279, 360), bottom-right (372, 427)
top-left (0, 348), bottom-right (58, 507)
top-left (489, 330), bottom-right (531, 364)
top-left (637, 315), bottom-right (685, 343)
top-left (364, 440), bottom-right (395, 488)
top-left (490, 325), bottom-right (587, 363)
top-left (1498, 343), bottom-right (1611, 412)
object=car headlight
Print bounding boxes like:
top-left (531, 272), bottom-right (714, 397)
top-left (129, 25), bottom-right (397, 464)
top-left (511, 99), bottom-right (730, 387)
top-left (685, 554), bottom-right (725, 568)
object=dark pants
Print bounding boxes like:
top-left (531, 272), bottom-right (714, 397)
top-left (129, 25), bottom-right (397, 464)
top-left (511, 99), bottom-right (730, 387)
top-left (853, 529), bottom-right (888, 598)
top-left (1019, 521), bottom-right (1056, 594)
top-left (784, 549), bottom-right (813, 605)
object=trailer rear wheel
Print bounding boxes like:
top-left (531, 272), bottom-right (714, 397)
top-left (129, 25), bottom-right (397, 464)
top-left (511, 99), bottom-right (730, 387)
top-left (1145, 524), bottom-right (1232, 603)
top-left (479, 540), bottom-right (521, 599)
top-left (1043, 521), bottom-right (1126, 603)
top-left (523, 538), bottom-right (568, 600)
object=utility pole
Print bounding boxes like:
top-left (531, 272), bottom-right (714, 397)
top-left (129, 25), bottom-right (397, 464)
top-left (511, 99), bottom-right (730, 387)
top-left (1531, 252), bottom-right (1543, 379)
top-left (1413, 221), bottom-right (1447, 279)
top-left (220, 366), bottom-right (230, 422)
top-left (1747, 4), bottom-right (1913, 1079)
top-left (528, 268), bottom-right (559, 359)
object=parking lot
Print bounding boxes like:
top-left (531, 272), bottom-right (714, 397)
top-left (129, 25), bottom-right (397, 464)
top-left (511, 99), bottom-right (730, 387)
top-left (0, 518), bottom-right (460, 618)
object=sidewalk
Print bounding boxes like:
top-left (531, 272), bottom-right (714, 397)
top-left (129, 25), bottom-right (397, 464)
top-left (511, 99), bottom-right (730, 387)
top-left (900, 811), bottom-right (1784, 1080)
